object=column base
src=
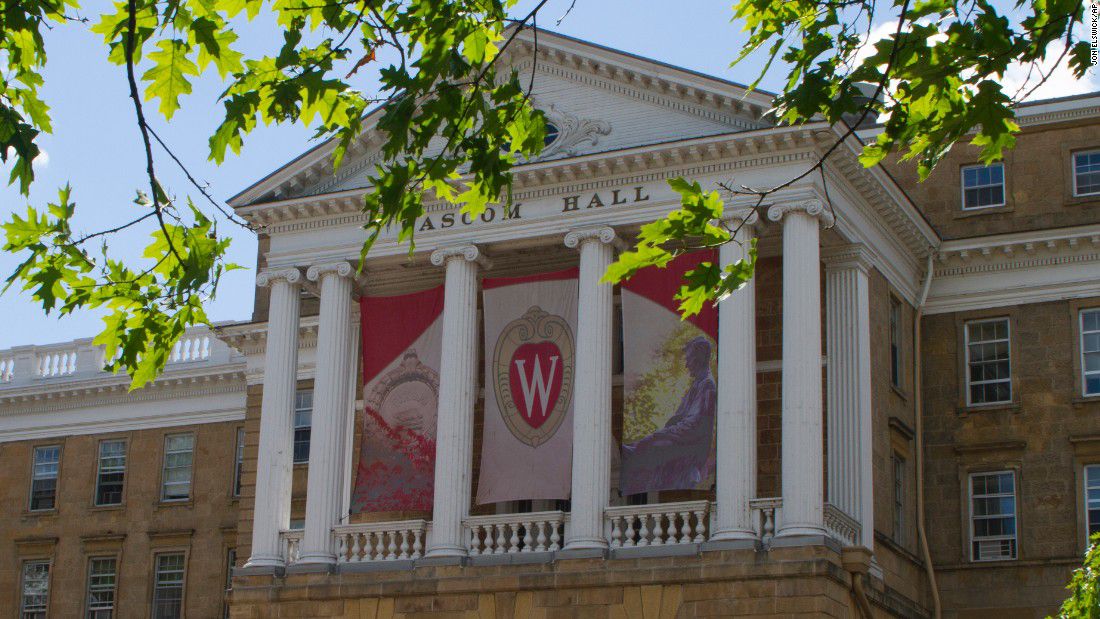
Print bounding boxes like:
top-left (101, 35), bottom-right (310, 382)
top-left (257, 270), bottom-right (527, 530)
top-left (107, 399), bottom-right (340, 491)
top-left (563, 535), bottom-right (608, 551)
top-left (424, 543), bottom-right (468, 559)
top-left (294, 551), bottom-right (337, 566)
top-left (242, 553), bottom-right (285, 570)
top-left (775, 524), bottom-right (827, 538)
top-left (709, 528), bottom-right (758, 542)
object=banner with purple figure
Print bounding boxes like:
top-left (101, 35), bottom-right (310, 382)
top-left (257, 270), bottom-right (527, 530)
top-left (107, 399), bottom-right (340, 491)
top-left (619, 251), bottom-right (719, 496)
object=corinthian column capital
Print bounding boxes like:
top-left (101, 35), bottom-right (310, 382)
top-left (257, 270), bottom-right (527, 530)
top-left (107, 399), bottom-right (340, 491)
top-left (564, 226), bottom-right (625, 250)
top-left (430, 244), bottom-right (491, 269)
top-left (766, 199), bottom-right (836, 228)
top-left (306, 261), bottom-right (353, 282)
top-left (256, 267), bottom-right (303, 287)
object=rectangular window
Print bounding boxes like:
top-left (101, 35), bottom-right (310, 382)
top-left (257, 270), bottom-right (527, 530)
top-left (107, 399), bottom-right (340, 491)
top-left (161, 433), bottom-right (194, 502)
top-left (965, 318), bottom-right (1012, 406)
top-left (86, 556), bottom-right (117, 618)
top-left (1082, 309), bottom-right (1100, 397)
top-left (1074, 150), bottom-right (1100, 196)
top-left (232, 428), bottom-right (245, 497)
top-left (20, 560), bottom-right (50, 619)
top-left (892, 454), bottom-right (905, 542)
top-left (95, 440), bottom-right (126, 506)
top-left (961, 163), bottom-right (1006, 209)
top-left (293, 390), bottom-right (313, 464)
top-left (152, 553), bottom-right (186, 619)
top-left (29, 445), bottom-right (60, 511)
top-left (223, 549), bottom-right (236, 619)
top-left (1086, 465), bottom-right (1100, 541)
top-left (890, 296), bottom-right (902, 388)
top-left (970, 471), bottom-right (1018, 561)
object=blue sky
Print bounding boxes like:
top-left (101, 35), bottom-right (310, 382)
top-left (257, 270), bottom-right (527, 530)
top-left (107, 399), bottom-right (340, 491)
top-left (1, 0), bottom-right (1097, 348)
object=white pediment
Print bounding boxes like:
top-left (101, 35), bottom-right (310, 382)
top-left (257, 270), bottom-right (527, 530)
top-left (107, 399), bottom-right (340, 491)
top-left (229, 28), bottom-right (774, 207)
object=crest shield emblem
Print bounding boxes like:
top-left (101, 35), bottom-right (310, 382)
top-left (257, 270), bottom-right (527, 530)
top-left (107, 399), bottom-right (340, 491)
top-left (492, 306), bottom-right (574, 447)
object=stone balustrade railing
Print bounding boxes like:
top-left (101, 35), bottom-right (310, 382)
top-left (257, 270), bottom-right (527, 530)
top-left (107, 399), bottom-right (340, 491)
top-left (334, 520), bottom-right (428, 562)
top-left (749, 497), bottom-right (782, 544)
top-left (0, 326), bottom-right (236, 388)
top-left (605, 500), bottom-right (709, 548)
top-left (823, 503), bottom-right (861, 547)
top-left (465, 511), bottom-right (566, 555)
top-left (280, 529), bottom-right (303, 563)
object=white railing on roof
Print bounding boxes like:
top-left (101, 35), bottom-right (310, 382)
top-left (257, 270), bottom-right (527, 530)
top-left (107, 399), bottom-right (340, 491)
top-left (605, 500), bottom-right (709, 548)
top-left (280, 529), bottom-right (303, 563)
top-left (334, 520), bottom-right (428, 563)
top-left (0, 356), bottom-right (14, 383)
top-left (465, 511), bottom-right (566, 555)
top-left (36, 347), bottom-right (78, 378)
top-left (0, 326), bottom-right (234, 388)
top-left (169, 332), bottom-right (211, 363)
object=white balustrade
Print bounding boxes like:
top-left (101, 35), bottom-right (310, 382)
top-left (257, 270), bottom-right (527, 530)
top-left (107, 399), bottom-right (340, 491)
top-left (605, 500), bottom-right (709, 548)
top-left (36, 348), bottom-right (78, 378)
top-left (823, 503), bottom-right (862, 547)
top-left (169, 333), bottom-right (211, 363)
top-left (280, 530), bottom-right (303, 563)
top-left (334, 520), bottom-right (427, 563)
top-left (749, 497), bottom-right (782, 544)
top-left (0, 356), bottom-right (13, 382)
top-left (465, 511), bottom-right (566, 555)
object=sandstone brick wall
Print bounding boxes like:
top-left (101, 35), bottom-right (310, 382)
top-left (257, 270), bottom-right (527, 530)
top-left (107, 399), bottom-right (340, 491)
top-left (0, 421), bottom-right (241, 618)
top-left (883, 118), bottom-right (1100, 240)
top-left (919, 297), bottom-right (1100, 616)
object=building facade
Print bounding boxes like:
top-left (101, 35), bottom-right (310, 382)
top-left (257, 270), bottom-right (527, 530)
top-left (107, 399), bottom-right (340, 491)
top-left (1, 29), bottom-right (1099, 619)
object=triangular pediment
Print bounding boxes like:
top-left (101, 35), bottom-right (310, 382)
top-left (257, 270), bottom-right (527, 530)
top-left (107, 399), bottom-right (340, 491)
top-left (229, 28), bottom-right (775, 207)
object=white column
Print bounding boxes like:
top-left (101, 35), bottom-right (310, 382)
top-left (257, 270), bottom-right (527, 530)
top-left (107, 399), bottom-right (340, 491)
top-left (564, 226), bottom-right (618, 550)
top-left (713, 211), bottom-right (759, 541)
top-left (767, 200), bottom-right (833, 538)
top-left (298, 261), bottom-right (355, 565)
top-left (246, 268), bottom-right (303, 568)
top-left (824, 245), bottom-right (874, 549)
top-left (425, 245), bottom-right (488, 558)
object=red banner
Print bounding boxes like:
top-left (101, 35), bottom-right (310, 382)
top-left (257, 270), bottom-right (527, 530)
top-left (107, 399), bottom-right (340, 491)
top-left (350, 286), bottom-right (444, 513)
top-left (619, 251), bottom-right (718, 496)
top-left (476, 269), bottom-right (578, 504)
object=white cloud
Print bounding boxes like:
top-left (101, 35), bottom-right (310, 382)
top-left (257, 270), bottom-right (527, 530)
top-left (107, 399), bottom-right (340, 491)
top-left (32, 149), bottom-right (49, 170)
top-left (1000, 42), bottom-right (1100, 101)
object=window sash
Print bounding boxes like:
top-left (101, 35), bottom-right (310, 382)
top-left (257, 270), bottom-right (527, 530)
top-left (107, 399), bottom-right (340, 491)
top-left (889, 298), bottom-right (902, 388)
top-left (965, 318), bottom-right (1012, 406)
top-left (1082, 309), bottom-right (1100, 397)
top-left (961, 163), bottom-right (1006, 209)
top-left (161, 434), bottom-right (194, 501)
top-left (1074, 150), bottom-right (1100, 197)
top-left (153, 554), bottom-right (185, 619)
top-left (293, 390), bottom-right (313, 464)
top-left (970, 471), bottom-right (1018, 561)
top-left (21, 560), bottom-right (50, 617)
top-left (892, 455), bottom-right (905, 541)
top-left (233, 428), bottom-right (245, 497)
top-left (95, 440), bottom-right (127, 506)
top-left (1086, 465), bottom-right (1100, 540)
top-left (29, 445), bottom-right (60, 511)
top-left (86, 556), bottom-right (116, 617)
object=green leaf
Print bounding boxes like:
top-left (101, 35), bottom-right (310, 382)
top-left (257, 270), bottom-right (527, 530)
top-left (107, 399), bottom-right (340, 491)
top-left (142, 39), bottom-right (200, 119)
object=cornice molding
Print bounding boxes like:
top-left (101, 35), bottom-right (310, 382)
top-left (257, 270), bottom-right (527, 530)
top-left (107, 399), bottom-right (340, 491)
top-left (0, 370), bottom-right (245, 415)
top-left (215, 317), bottom-right (320, 356)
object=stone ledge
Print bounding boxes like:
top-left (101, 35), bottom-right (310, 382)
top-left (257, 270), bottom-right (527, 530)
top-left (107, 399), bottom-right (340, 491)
top-left (285, 562), bottom-right (337, 575)
top-left (339, 559), bottom-right (415, 574)
top-left (611, 543), bottom-right (700, 560)
top-left (701, 538), bottom-right (760, 553)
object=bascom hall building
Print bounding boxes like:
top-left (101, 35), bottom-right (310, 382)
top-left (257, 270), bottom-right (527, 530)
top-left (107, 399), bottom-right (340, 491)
top-left (2, 27), bottom-right (1100, 619)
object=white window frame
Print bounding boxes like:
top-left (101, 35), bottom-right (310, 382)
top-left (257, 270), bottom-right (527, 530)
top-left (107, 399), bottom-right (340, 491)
top-left (1081, 308), bottom-right (1100, 397)
top-left (960, 162), bottom-right (1006, 210)
top-left (152, 552), bottom-right (186, 619)
top-left (160, 433), bottom-right (194, 502)
top-left (969, 470), bottom-right (1018, 562)
top-left (94, 439), bottom-right (127, 507)
top-left (1085, 464), bottom-right (1100, 546)
top-left (1072, 149), bottom-right (1100, 197)
top-left (20, 559), bottom-right (50, 618)
top-left (29, 444), bottom-right (61, 512)
top-left (964, 318), bottom-right (1013, 406)
top-left (293, 389), bottom-right (313, 464)
top-left (86, 555), bottom-right (117, 618)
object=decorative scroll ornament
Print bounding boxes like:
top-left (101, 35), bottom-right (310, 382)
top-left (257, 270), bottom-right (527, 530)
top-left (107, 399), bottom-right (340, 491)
top-left (491, 306), bottom-right (575, 447)
top-left (766, 199), bottom-right (836, 228)
top-left (256, 267), bottom-right (302, 287)
top-left (536, 102), bottom-right (612, 159)
top-left (564, 226), bottom-right (622, 250)
top-left (306, 261), bottom-right (353, 281)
